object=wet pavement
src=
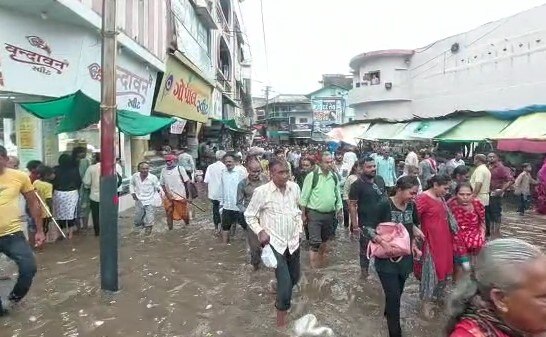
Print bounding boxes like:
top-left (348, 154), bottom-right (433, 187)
top-left (0, 193), bottom-right (545, 337)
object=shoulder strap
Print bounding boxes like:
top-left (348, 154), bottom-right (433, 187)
top-left (311, 168), bottom-right (319, 190)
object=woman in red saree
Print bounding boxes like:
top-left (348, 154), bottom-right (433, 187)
top-left (447, 182), bottom-right (486, 282)
top-left (416, 174), bottom-right (454, 319)
top-left (446, 239), bottom-right (546, 337)
top-left (536, 158), bottom-right (546, 214)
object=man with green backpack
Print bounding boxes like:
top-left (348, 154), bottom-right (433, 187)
top-left (300, 152), bottom-right (343, 268)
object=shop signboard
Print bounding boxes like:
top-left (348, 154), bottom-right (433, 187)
top-left (312, 98), bottom-right (343, 133)
top-left (0, 10), bottom-right (157, 116)
top-left (79, 36), bottom-right (158, 116)
top-left (154, 56), bottom-right (212, 123)
top-left (170, 118), bottom-right (187, 134)
top-left (15, 106), bottom-right (43, 169)
top-left (0, 10), bottom-right (83, 97)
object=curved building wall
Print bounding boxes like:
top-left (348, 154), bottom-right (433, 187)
top-left (348, 4), bottom-right (546, 121)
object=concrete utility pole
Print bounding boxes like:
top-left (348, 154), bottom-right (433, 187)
top-left (263, 86), bottom-right (271, 117)
top-left (100, 0), bottom-right (119, 292)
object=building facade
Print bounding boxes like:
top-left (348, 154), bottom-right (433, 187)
top-left (348, 4), bottom-right (546, 121)
top-left (257, 95), bottom-right (312, 144)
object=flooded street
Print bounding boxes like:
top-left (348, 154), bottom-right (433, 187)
top-left (0, 194), bottom-right (544, 337)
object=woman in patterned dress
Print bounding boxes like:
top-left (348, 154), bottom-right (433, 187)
top-left (52, 154), bottom-right (82, 239)
top-left (447, 182), bottom-right (486, 282)
top-left (446, 239), bottom-right (546, 337)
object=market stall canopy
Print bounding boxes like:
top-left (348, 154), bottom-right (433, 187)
top-left (492, 112), bottom-right (546, 153)
top-left (436, 116), bottom-right (511, 142)
top-left (492, 113), bottom-right (546, 140)
top-left (19, 91), bottom-right (175, 135)
top-left (215, 119), bottom-right (250, 133)
top-left (326, 123), bottom-right (370, 146)
top-left (396, 118), bottom-right (463, 140)
top-left (358, 122), bottom-right (408, 140)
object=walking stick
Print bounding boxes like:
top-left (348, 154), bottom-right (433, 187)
top-left (33, 191), bottom-right (67, 240)
top-left (170, 191), bottom-right (206, 212)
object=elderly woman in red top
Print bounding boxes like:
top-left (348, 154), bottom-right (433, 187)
top-left (447, 238), bottom-right (546, 337)
top-left (448, 182), bottom-right (486, 282)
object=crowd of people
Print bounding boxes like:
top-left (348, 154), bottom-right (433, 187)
top-left (0, 142), bottom-right (545, 337)
top-left (200, 143), bottom-right (546, 336)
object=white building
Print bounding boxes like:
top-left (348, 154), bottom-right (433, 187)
top-left (348, 4), bottom-right (546, 121)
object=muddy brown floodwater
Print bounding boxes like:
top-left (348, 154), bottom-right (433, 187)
top-left (2, 192), bottom-right (543, 337)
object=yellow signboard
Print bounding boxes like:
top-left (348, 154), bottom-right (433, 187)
top-left (154, 56), bottom-right (212, 123)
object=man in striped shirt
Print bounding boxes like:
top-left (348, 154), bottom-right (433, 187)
top-left (244, 159), bottom-right (303, 328)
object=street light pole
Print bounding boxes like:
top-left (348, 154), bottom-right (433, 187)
top-left (100, 0), bottom-right (119, 292)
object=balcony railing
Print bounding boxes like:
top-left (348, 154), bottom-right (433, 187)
top-left (289, 123), bottom-right (312, 131)
top-left (267, 112), bottom-right (289, 119)
top-left (216, 6), bottom-right (230, 42)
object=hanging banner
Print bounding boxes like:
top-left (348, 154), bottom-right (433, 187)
top-left (154, 56), bottom-right (212, 123)
top-left (170, 119), bottom-right (187, 134)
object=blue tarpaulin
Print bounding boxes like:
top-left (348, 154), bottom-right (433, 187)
top-left (486, 105), bottom-right (546, 120)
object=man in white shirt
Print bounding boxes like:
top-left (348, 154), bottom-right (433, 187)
top-left (244, 159), bottom-right (302, 328)
top-left (204, 150), bottom-right (226, 234)
top-left (177, 147), bottom-right (195, 180)
top-left (233, 155), bottom-right (248, 178)
top-left (445, 151), bottom-right (465, 176)
top-left (83, 153), bottom-right (101, 236)
top-left (405, 147), bottom-right (419, 171)
top-left (160, 154), bottom-right (191, 230)
top-left (130, 162), bottom-right (160, 235)
top-left (219, 153), bottom-right (245, 244)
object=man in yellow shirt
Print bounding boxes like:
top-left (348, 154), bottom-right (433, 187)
top-left (0, 146), bottom-right (44, 315)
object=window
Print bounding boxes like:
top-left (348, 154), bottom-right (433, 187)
top-left (299, 118), bottom-right (308, 123)
top-left (289, 117), bottom-right (296, 124)
top-left (369, 71), bottom-right (381, 85)
top-left (361, 71), bottom-right (380, 85)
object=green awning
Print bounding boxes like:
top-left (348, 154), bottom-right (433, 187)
top-left (20, 91), bottom-right (99, 134)
top-left (397, 118), bottom-right (463, 140)
top-left (218, 118), bottom-right (250, 133)
top-left (437, 116), bottom-right (511, 142)
top-left (492, 112), bottom-right (546, 140)
top-left (117, 110), bottom-right (175, 136)
top-left (359, 122), bottom-right (408, 140)
top-left (20, 91), bottom-right (175, 136)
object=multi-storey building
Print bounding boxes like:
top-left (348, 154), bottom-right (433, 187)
top-left (348, 4), bottom-right (546, 121)
top-left (0, 0), bottom-right (251, 208)
top-left (256, 95), bottom-right (313, 144)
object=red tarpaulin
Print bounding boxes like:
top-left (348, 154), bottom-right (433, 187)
top-left (497, 139), bottom-right (546, 153)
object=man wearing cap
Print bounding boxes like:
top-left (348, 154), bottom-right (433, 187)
top-left (160, 154), bottom-right (192, 230)
top-left (178, 147), bottom-right (195, 180)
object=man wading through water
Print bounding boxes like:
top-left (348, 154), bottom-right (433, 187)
top-left (244, 159), bottom-right (302, 327)
top-left (0, 145), bottom-right (43, 314)
top-left (237, 158), bottom-right (268, 269)
top-left (300, 152), bottom-right (343, 268)
top-left (160, 154), bottom-right (192, 229)
top-left (349, 157), bottom-right (387, 279)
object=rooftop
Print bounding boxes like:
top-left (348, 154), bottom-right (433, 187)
top-left (349, 49), bottom-right (414, 69)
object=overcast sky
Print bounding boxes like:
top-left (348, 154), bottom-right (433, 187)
top-left (239, 0), bottom-right (546, 97)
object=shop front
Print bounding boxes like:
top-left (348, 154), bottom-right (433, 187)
top-left (153, 53), bottom-right (213, 169)
top-left (0, 7), bottom-right (159, 184)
